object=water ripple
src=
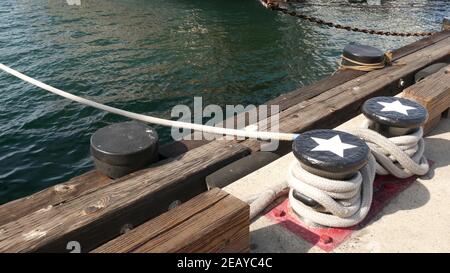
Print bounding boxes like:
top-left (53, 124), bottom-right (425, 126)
top-left (0, 0), bottom-right (448, 204)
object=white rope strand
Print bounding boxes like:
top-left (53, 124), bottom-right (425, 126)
top-left (0, 63), bottom-right (298, 141)
top-left (346, 119), bottom-right (429, 178)
top-left (287, 154), bottom-right (376, 228)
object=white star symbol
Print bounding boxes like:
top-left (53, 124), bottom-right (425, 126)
top-left (377, 100), bottom-right (416, 115)
top-left (311, 135), bottom-right (357, 158)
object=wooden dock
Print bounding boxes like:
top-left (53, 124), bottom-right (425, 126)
top-left (0, 29), bottom-right (449, 253)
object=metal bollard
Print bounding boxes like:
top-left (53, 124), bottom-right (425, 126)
top-left (290, 129), bottom-right (370, 216)
top-left (90, 121), bottom-right (159, 179)
top-left (361, 96), bottom-right (428, 137)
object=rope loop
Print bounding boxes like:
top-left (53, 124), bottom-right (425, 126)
top-left (346, 119), bottom-right (430, 178)
top-left (287, 154), bottom-right (376, 228)
top-left (339, 50), bottom-right (393, 72)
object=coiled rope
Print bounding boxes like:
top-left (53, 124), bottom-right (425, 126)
top-left (0, 64), bottom-right (298, 141)
top-left (259, 0), bottom-right (435, 37)
top-left (339, 51), bottom-right (393, 72)
top-left (247, 118), bottom-right (429, 224)
top-left (347, 119), bottom-right (430, 178)
top-left (282, 116), bottom-right (429, 227)
top-left (287, 153), bottom-right (376, 228)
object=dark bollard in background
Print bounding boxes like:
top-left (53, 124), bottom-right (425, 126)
top-left (90, 121), bottom-right (159, 179)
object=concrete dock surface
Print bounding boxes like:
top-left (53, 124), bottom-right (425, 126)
top-left (224, 115), bottom-right (450, 253)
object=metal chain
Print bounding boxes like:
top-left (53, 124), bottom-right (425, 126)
top-left (262, 1), bottom-right (435, 37)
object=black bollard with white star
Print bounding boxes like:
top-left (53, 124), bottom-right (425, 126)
top-left (362, 96), bottom-right (428, 136)
top-left (291, 129), bottom-right (370, 208)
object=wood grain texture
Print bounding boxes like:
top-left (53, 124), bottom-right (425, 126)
top-left (93, 188), bottom-right (250, 253)
top-left (403, 64), bottom-right (450, 121)
top-left (0, 170), bottom-right (112, 227)
top-left (0, 141), bottom-right (249, 253)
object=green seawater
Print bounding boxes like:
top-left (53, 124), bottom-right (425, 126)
top-left (0, 0), bottom-right (448, 204)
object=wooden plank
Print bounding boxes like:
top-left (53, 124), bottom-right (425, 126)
top-left (0, 141), bottom-right (249, 253)
top-left (403, 64), bottom-right (450, 118)
top-left (93, 188), bottom-right (249, 253)
top-left (403, 64), bottom-right (450, 134)
top-left (0, 170), bottom-right (112, 227)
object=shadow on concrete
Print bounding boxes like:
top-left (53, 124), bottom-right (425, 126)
top-left (371, 181), bottom-right (430, 221)
top-left (250, 222), bottom-right (314, 253)
top-left (373, 134), bottom-right (450, 218)
top-left (423, 137), bottom-right (450, 175)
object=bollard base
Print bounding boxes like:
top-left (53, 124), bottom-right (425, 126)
top-left (265, 167), bottom-right (431, 251)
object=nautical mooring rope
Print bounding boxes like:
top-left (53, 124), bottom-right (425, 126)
top-left (285, 118), bottom-right (429, 228)
top-left (339, 52), bottom-right (393, 72)
top-left (348, 119), bottom-right (430, 178)
top-left (246, 119), bottom-right (430, 225)
top-left (246, 183), bottom-right (289, 220)
top-left (259, 0), bottom-right (435, 37)
top-left (287, 153), bottom-right (376, 228)
top-left (0, 64), bottom-right (298, 141)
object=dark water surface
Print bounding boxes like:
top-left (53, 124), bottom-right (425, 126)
top-left (0, 0), bottom-right (448, 204)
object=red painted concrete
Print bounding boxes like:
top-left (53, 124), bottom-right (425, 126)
top-left (265, 173), bottom-right (422, 251)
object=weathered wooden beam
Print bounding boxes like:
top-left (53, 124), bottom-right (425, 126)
top-left (93, 188), bottom-right (250, 253)
top-left (0, 171), bottom-right (112, 227)
top-left (403, 64), bottom-right (450, 135)
top-left (0, 141), bottom-right (249, 253)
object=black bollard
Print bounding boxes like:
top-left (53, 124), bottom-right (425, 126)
top-left (90, 121), bottom-right (159, 179)
top-left (291, 129), bottom-right (369, 209)
top-left (341, 43), bottom-right (386, 70)
top-left (362, 96), bottom-right (428, 137)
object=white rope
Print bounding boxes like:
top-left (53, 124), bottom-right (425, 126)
top-left (346, 119), bottom-right (429, 178)
top-left (244, 117), bottom-right (429, 225)
top-left (0, 63), bottom-right (298, 141)
top-left (287, 154), bottom-right (376, 228)
top-left (247, 183), bottom-right (289, 220)
top-left (247, 117), bottom-right (429, 224)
